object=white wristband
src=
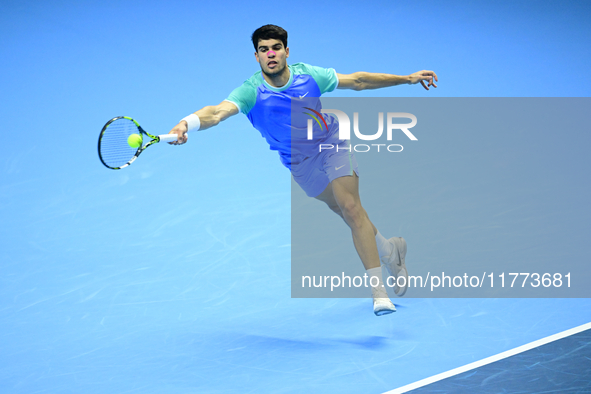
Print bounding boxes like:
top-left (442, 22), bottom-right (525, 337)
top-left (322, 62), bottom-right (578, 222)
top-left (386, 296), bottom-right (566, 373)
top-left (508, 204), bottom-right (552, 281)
top-left (181, 113), bottom-right (201, 132)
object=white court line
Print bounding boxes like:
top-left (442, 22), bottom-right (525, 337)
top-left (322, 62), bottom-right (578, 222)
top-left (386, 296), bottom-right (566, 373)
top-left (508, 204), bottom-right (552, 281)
top-left (383, 321), bottom-right (591, 394)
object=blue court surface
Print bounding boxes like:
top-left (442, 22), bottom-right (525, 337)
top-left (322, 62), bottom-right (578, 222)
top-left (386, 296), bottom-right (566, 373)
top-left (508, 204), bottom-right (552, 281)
top-left (1, 1), bottom-right (591, 393)
top-left (395, 322), bottom-right (591, 393)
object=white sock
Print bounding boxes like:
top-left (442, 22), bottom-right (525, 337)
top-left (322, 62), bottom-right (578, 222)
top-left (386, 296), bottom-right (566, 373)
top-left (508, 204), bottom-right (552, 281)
top-left (375, 231), bottom-right (393, 260)
top-left (367, 266), bottom-right (387, 297)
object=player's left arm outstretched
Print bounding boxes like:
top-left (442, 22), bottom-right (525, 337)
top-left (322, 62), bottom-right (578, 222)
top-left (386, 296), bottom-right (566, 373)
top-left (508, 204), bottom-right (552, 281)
top-left (336, 70), bottom-right (438, 91)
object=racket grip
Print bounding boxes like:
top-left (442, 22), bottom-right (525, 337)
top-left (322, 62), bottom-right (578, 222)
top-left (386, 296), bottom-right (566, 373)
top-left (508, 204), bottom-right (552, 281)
top-left (158, 134), bottom-right (185, 143)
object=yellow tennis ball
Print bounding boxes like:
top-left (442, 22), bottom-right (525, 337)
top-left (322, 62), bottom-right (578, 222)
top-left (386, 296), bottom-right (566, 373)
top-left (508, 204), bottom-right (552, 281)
top-left (127, 133), bottom-right (142, 148)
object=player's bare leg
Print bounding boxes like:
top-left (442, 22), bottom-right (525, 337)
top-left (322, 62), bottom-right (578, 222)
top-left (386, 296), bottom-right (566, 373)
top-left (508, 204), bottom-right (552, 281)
top-left (315, 175), bottom-right (408, 296)
top-left (315, 174), bottom-right (397, 315)
top-left (315, 182), bottom-right (378, 241)
top-left (321, 175), bottom-right (379, 270)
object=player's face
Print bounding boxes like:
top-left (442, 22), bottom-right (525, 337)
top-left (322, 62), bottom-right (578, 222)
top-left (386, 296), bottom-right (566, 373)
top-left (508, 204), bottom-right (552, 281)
top-left (255, 39), bottom-right (289, 77)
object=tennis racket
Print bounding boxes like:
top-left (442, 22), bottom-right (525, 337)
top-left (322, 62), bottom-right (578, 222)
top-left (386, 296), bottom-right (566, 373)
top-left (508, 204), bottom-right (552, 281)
top-left (97, 116), bottom-right (181, 170)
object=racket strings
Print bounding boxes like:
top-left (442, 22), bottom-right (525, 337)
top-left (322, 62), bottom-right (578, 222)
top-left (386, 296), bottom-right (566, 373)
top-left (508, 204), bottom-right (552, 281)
top-left (99, 118), bottom-right (142, 168)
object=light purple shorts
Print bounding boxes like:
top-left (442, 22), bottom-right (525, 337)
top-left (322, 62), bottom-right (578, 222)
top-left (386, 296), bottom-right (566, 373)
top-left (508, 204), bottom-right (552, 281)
top-left (291, 140), bottom-right (359, 198)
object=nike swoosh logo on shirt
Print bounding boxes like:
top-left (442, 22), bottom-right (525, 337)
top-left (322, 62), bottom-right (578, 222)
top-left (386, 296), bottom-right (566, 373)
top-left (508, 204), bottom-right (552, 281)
top-left (335, 165), bottom-right (346, 170)
top-left (299, 92), bottom-right (309, 99)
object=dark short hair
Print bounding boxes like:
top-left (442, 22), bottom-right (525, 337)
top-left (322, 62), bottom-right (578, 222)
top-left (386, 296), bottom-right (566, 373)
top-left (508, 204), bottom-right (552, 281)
top-left (251, 25), bottom-right (288, 51)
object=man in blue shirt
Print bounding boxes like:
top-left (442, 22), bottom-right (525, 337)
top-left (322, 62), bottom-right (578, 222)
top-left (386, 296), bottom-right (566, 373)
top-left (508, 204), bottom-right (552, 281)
top-left (168, 25), bottom-right (438, 316)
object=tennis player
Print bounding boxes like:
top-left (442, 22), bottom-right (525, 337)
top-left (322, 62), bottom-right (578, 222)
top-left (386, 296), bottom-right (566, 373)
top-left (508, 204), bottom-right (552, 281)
top-left (168, 25), bottom-right (437, 316)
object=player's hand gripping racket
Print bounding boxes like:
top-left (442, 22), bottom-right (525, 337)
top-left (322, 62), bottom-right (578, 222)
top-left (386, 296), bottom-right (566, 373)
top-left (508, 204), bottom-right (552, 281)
top-left (97, 116), bottom-right (182, 170)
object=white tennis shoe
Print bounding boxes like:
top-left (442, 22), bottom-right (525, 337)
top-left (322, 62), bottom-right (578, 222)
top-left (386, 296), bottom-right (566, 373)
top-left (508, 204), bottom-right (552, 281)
top-left (372, 286), bottom-right (396, 316)
top-left (381, 237), bottom-right (408, 296)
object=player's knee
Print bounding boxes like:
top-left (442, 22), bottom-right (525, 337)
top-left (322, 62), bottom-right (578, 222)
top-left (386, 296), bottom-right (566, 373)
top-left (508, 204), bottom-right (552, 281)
top-left (340, 199), bottom-right (364, 227)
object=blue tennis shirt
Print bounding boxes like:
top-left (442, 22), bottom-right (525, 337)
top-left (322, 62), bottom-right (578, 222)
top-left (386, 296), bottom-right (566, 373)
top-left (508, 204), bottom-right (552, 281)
top-left (225, 63), bottom-right (341, 168)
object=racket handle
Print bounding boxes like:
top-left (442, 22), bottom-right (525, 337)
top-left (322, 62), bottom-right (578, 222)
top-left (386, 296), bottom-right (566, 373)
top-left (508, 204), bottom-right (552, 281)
top-left (158, 134), bottom-right (187, 143)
